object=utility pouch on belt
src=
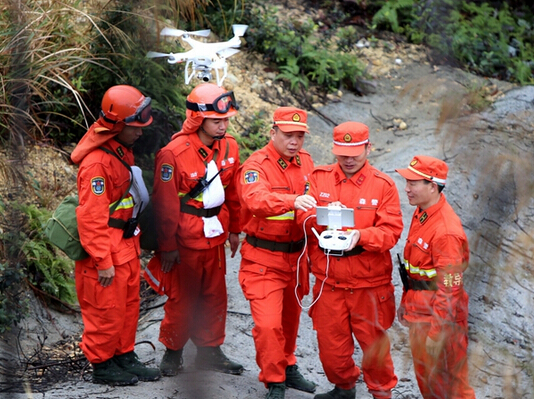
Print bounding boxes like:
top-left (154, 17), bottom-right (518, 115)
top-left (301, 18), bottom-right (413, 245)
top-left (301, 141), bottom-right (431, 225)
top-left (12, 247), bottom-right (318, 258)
top-left (122, 217), bottom-right (138, 238)
top-left (397, 253), bottom-right (410, 293)
top-left (397, 254), bottom-right (438, 291)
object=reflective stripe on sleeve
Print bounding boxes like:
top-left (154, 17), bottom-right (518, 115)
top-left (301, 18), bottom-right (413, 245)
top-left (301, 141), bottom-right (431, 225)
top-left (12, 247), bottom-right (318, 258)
top-left (404, 259), bottom-right (437, 279)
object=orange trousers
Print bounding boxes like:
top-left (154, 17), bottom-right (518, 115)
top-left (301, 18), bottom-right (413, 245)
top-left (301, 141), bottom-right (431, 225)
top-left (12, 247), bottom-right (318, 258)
top-left (239, 259), bottom-right (302, 385)
top-left (159, 244), bottom-right (227, 350)
top-left (408, 320), bottom-right (476, 399)
top-left (310, 283), bottom-right (397, 398)
top-left (75, 257), bottom-right (140, 364)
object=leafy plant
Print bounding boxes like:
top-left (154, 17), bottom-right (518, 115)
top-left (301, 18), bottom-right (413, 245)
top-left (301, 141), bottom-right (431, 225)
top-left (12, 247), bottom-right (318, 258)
top-left (371, 0), bottom-right (534, 84)
top-left (244, 3), bottom-right (366, 94)
top-left (0, 197), bottom-right (76, 332)
top-left (19, 203), bottom-right (76, 304)
top-left (232, 111), bottom-right (270, 162)
top-left (372, 0), bottom-right (414, 33)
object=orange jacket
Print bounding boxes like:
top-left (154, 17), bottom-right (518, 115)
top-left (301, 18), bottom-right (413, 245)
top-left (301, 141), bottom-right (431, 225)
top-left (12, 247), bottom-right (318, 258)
top-left (152, 133), bottom-right (240, 251)
top-left (401, 194), bottom-right (470, 340)
top-left (74, 140), bottom-right (139, 270)
top-left (301, 161), bottom-right (403, 288)
top-left (236, 141), bottom-right (314, 270)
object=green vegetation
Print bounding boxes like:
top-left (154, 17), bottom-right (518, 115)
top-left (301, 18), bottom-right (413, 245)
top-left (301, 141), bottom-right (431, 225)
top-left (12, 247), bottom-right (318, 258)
top-left (244, 4), bottom-right (366, 94)
top-left (369, 0), bottom-right (534, 84)
top-left (232, 111), bottom-right (270, 162)
top-left (0, 198), bottom-right (76, 333)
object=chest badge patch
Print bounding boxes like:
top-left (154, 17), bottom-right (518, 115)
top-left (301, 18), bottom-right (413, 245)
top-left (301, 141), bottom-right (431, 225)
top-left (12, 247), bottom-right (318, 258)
top-left (419, 212), bottom-right (428, 224)
top-left (277, 158), bottom-right (288, 169)
top-left (161, 164), bottom-right (174, 182)
top-left (244, 170), bottom-right (259, 184)
top-left (91, 177), bottom-right (105, 196)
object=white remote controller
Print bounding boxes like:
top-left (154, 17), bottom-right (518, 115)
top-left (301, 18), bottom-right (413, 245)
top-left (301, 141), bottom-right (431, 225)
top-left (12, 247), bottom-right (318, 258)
top-left (312, 227), bottom-right (356, 252)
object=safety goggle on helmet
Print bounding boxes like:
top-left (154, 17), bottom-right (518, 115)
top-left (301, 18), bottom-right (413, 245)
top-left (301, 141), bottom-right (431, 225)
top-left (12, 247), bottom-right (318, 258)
top-left (100, 85), bottom-right (153, 127)
top-left (185, 83), bottom-right (239, 118)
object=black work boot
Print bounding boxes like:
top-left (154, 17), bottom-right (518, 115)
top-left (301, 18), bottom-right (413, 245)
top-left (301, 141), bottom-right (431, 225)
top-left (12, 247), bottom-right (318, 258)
top-left (285, 364), bottom-right (316, 393)
top-left (195, 345), bottom-right (244, 375)
top-left (160, 348), bottom-right (184, 376)
top-left (314, 386), bottom-right (356, 399)
top-left (266, 382), bottom-right (286, 399)
top-left (113, 351), bottom-right (161, 381)
top-left (92, 358), bottom-right (138, 386)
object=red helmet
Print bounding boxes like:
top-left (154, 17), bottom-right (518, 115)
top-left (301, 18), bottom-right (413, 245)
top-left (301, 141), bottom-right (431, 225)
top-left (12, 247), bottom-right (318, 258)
top-left (100, 85), bottom-right (153, 127)
top-left (185, 83), bottom-right (239, 119)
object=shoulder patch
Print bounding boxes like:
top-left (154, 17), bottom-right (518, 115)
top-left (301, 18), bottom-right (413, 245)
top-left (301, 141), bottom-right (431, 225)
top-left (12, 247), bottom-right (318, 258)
top-left (243, 170), bottom-right (259, 184)
top-left (91, 177), bottom-right (105, 196)
top-left (160, 164), bottom-right (174, 182)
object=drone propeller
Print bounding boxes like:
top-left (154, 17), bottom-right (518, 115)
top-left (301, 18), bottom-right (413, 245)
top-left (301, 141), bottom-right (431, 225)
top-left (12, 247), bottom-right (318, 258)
top-left (146, 51), bottom-right (171, 58)
top-left (160, 27), bottom-right (211, 38)
top-left (146, 51), bottom-right (182, 64)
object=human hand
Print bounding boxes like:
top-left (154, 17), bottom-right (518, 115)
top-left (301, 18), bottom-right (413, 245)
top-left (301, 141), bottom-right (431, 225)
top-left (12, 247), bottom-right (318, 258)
top-left (346, 230), bottom-right (361, 250)
top-left (228, 233), bottom-right (240, 258)
top-left (294, 195), bottom-right (317, 211)
top-left (161, 250), bottom-right (180, 273)
top-left (98, 266), bottom-right (115, 287)
top-left (328, 201), bottom-right (345, 208)
top-left (397, 305), bottom-right (409, 327)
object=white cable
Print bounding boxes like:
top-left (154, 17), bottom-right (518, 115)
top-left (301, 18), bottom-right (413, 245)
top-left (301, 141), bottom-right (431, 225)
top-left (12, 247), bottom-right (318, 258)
top-left (295, 215), bottom-right (331, 311)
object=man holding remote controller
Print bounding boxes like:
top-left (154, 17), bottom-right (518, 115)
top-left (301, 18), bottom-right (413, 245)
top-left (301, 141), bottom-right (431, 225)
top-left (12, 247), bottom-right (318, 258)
top-left (300, 121), bottom-right (403, 399)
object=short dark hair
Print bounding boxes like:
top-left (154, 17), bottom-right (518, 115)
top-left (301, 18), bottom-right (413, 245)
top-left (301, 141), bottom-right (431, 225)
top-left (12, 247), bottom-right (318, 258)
top-left (422, 179), bottom-right (445, 193)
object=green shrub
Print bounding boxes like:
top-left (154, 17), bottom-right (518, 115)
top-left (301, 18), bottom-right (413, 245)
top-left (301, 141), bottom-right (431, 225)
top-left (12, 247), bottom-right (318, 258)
top-left (232, 111), bottom-right (270, 162)
top-left (245, 3), bottom-right (366, 93)
top-left (0, 197), bottom-right (77, 332)
top-left (371, 0), bottom-right (534, 84)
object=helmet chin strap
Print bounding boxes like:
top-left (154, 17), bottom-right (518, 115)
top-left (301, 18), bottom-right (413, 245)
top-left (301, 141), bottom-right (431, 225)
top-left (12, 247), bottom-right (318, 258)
top-left (200, 126), bottom-right (226, 141)
top-left (114, 136), bottom-right (134, 149)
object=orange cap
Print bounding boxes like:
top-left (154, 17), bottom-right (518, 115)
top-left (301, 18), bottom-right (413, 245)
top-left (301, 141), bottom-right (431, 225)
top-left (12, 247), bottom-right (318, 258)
top-left (332, 122), bottom-right (369, 157)
top-left (396, 155), bottom-right (448, 185)
top-left (272, 107), bottom-right (309, 133)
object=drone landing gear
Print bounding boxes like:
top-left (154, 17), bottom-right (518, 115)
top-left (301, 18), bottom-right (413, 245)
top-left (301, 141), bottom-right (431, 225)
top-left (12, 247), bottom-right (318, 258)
top-left (185, 60), bottom-right (227, 87)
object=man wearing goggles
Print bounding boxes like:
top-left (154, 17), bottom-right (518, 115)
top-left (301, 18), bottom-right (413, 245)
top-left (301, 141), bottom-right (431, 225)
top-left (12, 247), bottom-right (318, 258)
top-left (70, 85), bottom-right (160, 386)
top-left (147, 83), bottom-right (244, 378)
top-left (185, 91), bottom-right (239, 115)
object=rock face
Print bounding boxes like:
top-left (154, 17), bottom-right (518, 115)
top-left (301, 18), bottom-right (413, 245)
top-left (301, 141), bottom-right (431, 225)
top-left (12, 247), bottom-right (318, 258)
top-left (2, 13), bottom-right (533, 399)
top-left (306, 63), bottom-right (534, 398)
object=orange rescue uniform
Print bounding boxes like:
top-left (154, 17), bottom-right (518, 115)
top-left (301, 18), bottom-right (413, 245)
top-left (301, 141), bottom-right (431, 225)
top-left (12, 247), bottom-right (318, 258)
top-left (151, 132), bottom-right (240, 350)
top-left (236, 141), bottom-right (314, 385)
top-left (401, 193), bottom-right (475, 399)
top-left (301, 161), bottom-right (403, 398)
top-left (73, 140), bottom-right (141, 364)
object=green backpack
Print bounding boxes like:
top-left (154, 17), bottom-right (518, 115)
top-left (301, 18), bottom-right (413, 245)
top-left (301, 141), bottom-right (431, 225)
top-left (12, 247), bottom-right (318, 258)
top-left (44, 195), bottom-right (88, 261)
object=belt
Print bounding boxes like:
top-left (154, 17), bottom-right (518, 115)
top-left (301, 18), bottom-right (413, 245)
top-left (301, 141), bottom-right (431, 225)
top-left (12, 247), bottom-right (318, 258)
top-left (108, 217), bottom-right (126, 229)
top-left (342, 246), bottom-right (365, 257)
top-left (245, 235), bottom-right (305, 253)
top-left (181, 203), bottom-right (222, 218)
top-left (407, 275), bottom-right (438, 291)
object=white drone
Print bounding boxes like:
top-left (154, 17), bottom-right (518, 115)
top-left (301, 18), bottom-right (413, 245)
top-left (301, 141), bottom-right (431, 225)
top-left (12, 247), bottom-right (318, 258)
top-left (147, 24), bottom-right (248, 87)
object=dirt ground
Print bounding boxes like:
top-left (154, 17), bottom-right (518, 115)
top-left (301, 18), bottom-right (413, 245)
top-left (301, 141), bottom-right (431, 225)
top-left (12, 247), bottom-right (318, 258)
top-left (2, 2), bottom-right (534, 398)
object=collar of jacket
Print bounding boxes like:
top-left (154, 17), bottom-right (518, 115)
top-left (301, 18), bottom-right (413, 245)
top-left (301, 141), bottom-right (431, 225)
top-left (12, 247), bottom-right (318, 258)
top-left (414, 193), bottom-right (446, 224)
top-left (333, 160), bottom-right (370, 186)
